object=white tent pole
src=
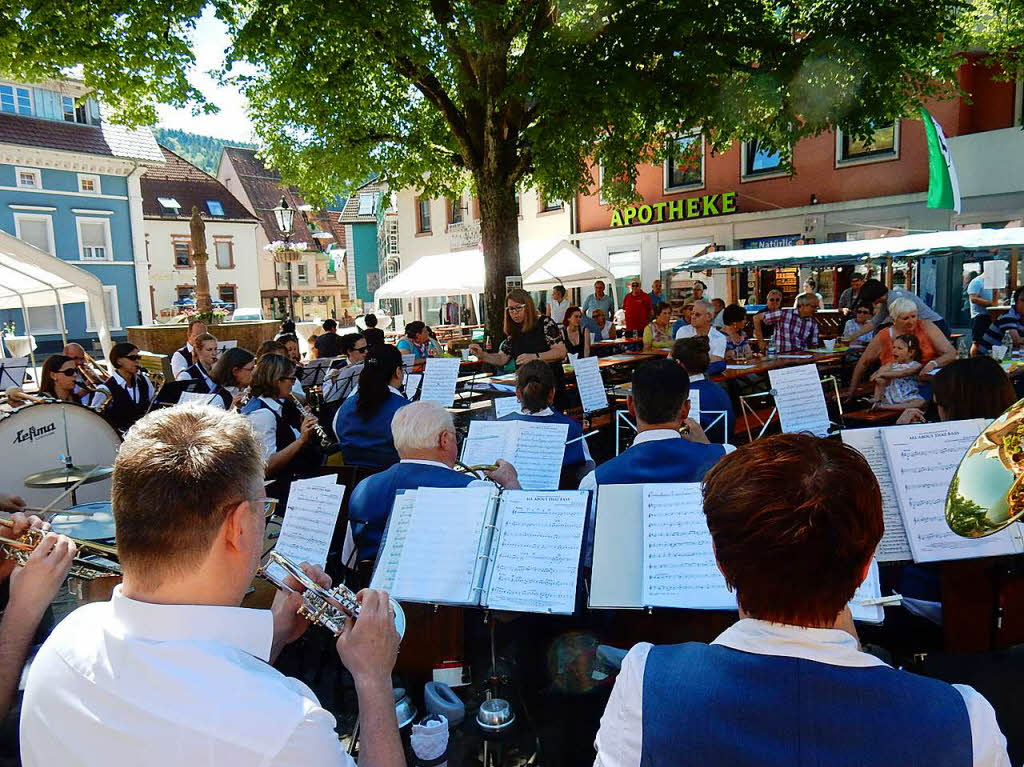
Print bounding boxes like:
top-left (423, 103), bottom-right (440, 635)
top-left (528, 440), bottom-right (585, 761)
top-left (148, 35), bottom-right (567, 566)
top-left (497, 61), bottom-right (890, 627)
top-left (53, 287), bottom-right (68, 347)
top-left (16, 292), bottom-right (36, 374)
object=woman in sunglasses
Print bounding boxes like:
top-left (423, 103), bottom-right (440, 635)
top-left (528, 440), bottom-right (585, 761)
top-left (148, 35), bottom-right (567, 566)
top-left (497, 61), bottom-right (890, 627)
top-left (100, 342), bottom-right (155, 434)
top-left (37, 354), bottom-right (84, 404)
top-left (241, 353), bottom-right (320, 506)
top-left (469, 288), bottom-right (568, 398)
top-left (841, 305), bottom-right (877, 348)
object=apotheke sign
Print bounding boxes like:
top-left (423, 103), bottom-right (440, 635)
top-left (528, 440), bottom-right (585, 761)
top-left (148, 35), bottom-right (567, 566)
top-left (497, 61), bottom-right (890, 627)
top-left (610, 191), bottom-right (737, 228)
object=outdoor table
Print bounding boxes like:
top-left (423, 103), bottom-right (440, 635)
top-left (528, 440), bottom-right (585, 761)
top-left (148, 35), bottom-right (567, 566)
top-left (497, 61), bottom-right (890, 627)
top-left (2, 335), bottom-right (35, 358)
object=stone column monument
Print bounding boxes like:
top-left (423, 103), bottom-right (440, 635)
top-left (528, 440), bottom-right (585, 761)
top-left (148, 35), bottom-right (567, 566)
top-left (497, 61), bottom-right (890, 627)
top-left (189, 206), bottom-right (212, 313)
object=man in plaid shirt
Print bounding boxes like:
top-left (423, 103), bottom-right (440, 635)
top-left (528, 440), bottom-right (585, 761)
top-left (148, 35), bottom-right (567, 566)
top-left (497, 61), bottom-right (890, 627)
top-left (753, 294), bottom-right (820, 352)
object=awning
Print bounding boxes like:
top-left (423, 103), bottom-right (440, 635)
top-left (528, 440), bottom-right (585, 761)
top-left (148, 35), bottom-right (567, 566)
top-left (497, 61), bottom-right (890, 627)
top-left (681, 227), bottom-right (1024, 270)
top-left (660, 242), bottom-right (713, 271)
top-left (0, 230), bottom-right (112, 358)
top-left (375, 239), bottom-right (609, 301)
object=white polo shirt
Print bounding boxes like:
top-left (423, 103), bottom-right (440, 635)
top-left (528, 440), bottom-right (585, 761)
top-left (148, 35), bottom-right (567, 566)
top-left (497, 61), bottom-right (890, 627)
top-left (22, 587), bottom-right (356, 767)
top-left (674, 324), bottom-right (727, 359)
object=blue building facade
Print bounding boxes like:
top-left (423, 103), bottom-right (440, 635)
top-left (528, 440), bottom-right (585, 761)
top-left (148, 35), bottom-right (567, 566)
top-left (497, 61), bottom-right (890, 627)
top-left (0, 79), bottom-right (164, 352)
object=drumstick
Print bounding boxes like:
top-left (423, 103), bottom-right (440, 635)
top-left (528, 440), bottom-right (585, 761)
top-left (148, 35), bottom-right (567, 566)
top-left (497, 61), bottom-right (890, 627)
top-left (37, 467), bottom-right (103, 519)
top-left (20, 506), bottom-right (100, 517)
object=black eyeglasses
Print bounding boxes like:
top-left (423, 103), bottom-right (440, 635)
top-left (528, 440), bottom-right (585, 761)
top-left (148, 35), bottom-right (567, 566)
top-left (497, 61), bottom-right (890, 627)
top-left (57, 369), bottom-right (77, 377)
top-left (125, 354), bottom-right (142, 361)
top-left (353, 345), bottom-right (368, 353)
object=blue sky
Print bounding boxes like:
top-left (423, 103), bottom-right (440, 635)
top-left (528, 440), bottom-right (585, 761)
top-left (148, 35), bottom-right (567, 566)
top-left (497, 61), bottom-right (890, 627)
top-left (155, 6), bottom-right (255, 142)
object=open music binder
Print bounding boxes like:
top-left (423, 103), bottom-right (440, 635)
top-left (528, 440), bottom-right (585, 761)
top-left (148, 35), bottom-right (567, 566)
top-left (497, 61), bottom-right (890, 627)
top-left (842, 420), bottom-right (1024, 564)
top-left (589, 483), bottom-right (885, 623)
top-left (460, 420), bottom-right (569, 490)
top-left (370, 485), bottom-right (590, 614)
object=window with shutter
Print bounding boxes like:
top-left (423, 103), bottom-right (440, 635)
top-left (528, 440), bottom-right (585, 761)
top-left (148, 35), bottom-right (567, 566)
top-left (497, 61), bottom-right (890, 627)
top-left (79, 220), bottom-right (109, 260)
top-left (14, 215), bottom-right (52, 254)
top-left (215, 241), bottom-right (233, 268)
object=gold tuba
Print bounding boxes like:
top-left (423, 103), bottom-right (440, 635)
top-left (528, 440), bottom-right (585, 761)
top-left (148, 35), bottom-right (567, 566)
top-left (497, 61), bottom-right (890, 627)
top-left (0, 517), bottom-right (120, 580)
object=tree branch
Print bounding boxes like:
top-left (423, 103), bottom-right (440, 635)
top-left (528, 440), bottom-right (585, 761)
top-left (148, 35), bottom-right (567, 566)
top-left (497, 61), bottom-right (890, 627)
top-left (428, 0), bottom-right (480, 92)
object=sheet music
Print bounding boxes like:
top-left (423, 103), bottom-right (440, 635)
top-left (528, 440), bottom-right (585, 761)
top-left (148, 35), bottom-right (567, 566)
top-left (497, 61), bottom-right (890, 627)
top-left (769, 364), bottom-right (830, 438)
top-left (484, 491), bottom-right (588, 614)
top-left (641, 484), bottom-right (735, 609)
top-left (494, 397), bottom-right (521, 419)
top-left (573, 356), bottom-right (609, 413)
top-left (882, 420), bottom-right (1021, 562)
top-left (461, 420), bottom-right (568, 490)
top-left (401, 353), bottom-right (417, 369)
top-left (405, 373), bottom-right (423, 400)
top-left (688, 389), bottom-right (701, 422)
top-left (370, 490), bottom-right (418, 592)
top-left (841, 428), bottom-right (913, 562)
top-left (391, 486), bottom-right (496, 604)
top-left (216, 340), bottom-right (238, 354)
top-left (419, 357), bottom-right (460, 406)
top-left (849, 560), bottom-right (884, 624)
top-left (266, 476), bottom-right (345, 582)
top-left (177, 391), bottom-right (224, 408)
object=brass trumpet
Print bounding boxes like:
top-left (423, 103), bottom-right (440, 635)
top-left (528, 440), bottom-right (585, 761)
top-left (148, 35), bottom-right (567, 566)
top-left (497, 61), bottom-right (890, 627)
top-left (0, 517), bottom-right (120, 580)
top-left (257, 551), bottom-right (405, 638)
top-left (456, 461), bottom-right (500, 480)
top-left (80, 352), bottom-right (109, 387)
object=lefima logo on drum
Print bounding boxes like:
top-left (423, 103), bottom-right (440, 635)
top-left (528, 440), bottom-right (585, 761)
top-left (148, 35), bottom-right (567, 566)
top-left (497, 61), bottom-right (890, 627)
top-left (12, 423), bottom-right (56, 444)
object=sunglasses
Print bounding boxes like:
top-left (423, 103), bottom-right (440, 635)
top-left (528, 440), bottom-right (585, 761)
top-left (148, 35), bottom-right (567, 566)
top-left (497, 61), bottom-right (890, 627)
top-left (353, 345), bottom-right (368, 353)
top-left (57, 368), bottom-right (77, 377)
top-left (125, 354), bottom-right (142, 361)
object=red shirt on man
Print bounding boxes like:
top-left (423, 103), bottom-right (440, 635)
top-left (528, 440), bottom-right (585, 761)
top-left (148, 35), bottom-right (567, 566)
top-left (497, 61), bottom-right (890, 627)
top-left (623, 290), bottom-right (653, 332)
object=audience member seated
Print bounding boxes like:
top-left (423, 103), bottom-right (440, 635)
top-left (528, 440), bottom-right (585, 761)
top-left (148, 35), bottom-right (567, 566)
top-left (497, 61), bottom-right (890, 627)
top-left (347, 402), bottom-right (520, 562)
top-left (672, 337), bottom-right (735, 444)
top-left (670, 300), bottom-right (695, 338)
top-left (719, 304), bottom-right (752, 360)
top-left (857, 278), bottom-right (950, 336)
top-left (751, 289), bottom-right (783, 347)
top-left (643, 304), bottom-right (674, 351)
top-left (333, 344), bottom-right (410, 468)
top-left (976, 286), bottom-right (1024, 357)
top-left (753, 293), bottom-right (820, 352)
top-left (499, 360), bottom-right (593, 487)
top-left (593, 434), bottom-right (1010, 767)
top-left (396, 321), bottom-right (433, 360)
top-left (579, 359), bottom-right (733, 490)
top-left (842, 305), bottom-right (877, 347)
top-left (582, 308), bottom-right (615, 343)
top-left (896, 356), bottom-right (1017, 425)
top-left (562, 306), bottom-right (591, 357)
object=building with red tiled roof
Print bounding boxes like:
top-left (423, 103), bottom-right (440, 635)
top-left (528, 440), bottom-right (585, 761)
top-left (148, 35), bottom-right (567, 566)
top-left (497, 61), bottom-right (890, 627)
top-left (217, 146), bottom-right (355, 321)
top-left (142, 146), bottom-right (262, 318)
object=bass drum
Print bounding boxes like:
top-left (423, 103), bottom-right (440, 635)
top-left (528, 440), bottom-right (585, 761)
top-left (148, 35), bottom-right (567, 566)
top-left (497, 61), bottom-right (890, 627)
top-left (0, 402), bottom-right (121, 507)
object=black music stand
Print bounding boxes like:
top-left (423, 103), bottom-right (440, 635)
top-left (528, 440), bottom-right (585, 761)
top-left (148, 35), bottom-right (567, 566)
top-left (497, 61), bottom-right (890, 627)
top-left (150, 379), bottom-right (212, 410)
top-left (0, 356), bottom-right (30, 390)
top-left (299, 358), bottom-right (341, 389)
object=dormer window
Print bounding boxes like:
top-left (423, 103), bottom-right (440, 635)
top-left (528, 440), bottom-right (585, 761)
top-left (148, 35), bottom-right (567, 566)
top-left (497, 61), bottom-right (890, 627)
top-left (62, 96), bottom-right (88, 124)
top-left (16, 167), bottom-right (41, 189)
top-left (0, 85), bottom-right (32, 116)
top-left (357, 193), bottom-right (375, 216)
top-left (206, 200), bottom-right (225, 217)
top-left (78, 174), bottom-right (101, 194)
top-left (158, 197), bottom-right (182, 215)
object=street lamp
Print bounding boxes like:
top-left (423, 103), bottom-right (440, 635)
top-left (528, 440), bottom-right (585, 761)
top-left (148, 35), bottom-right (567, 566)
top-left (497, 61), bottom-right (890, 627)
top-left (272, 196), bottom-right (296, 320)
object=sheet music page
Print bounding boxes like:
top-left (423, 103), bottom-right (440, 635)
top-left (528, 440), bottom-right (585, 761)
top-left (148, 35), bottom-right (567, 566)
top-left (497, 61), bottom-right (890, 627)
top-left (849, 560), bottom-right (884, 624)
top-left (688, 389), bottom-right (701, 422)
top-left (177, 391), bottom-right (223, 408)
top-left (216, 340), bottom-right (238, 353)
top-left (419, 357), bottom-right (461, 406)
top-left (484, 491), bottom-right (588, 614)
top-left (460, 420), bottom-right (509, 466)
top-left (266, 476), bottom-right (345, 582)
top-left (401, 353), bottom-right (417, 369)
top-left (882, 420), bottom-right (1021, 562)
top-left (573, 356), bottom-right (609, 413)
top-left (370, 490), bottom-right (418, 592)
top-left (509, 421), bottom-right (568, 490)
top-left (768, 364), bottom-right (830, 438)
top-left (841, 428), bottom-right (913, 562)
top-left (405, 373), bottom-right (423, 400)
top-left (641, 484), bottom-right (735, 610)
top-left (391, 486), bottom-right (496, 604)
top-left (494, 397), bottom-right (521, 419)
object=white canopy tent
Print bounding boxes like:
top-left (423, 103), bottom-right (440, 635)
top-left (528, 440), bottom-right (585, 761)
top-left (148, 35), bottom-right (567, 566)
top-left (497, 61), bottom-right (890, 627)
top-left (0, 230), bottom-right (112, 367)
top-left (375, 239), bottom-right (617, 304)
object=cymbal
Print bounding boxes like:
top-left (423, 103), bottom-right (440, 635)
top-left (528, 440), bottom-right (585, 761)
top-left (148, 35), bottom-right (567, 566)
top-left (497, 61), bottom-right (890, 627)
top-left (23, 465), bottom-right (114, 489)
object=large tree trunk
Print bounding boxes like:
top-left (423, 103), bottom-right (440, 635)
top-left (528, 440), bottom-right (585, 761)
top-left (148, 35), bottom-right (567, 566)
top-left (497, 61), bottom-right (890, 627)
top-left (476, 176), bottom-right (521, 348)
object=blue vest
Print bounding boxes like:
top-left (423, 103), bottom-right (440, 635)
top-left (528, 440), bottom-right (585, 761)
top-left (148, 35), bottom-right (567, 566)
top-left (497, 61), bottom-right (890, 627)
top-left (594, 437), bottom-right (725, 486)
top-left (639, 642), bottom-right (973, 767)
top-left (349, 462), bottom-right (474, 561)
top-left (691, 379), bottom-right (735, 444)
top-left (499, 411), bottom-right (586, 467)
top-left (333, 391), bottom-right (409, 468)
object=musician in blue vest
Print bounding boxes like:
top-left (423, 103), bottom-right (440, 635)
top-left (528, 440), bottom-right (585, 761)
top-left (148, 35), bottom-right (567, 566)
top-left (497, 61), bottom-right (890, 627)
top-left (241, 353), bottom-right (320, 506)
top-left (333, 344), bottom-right (410, 468)
top-left (594, 434), bottom-right (1009, 767)
top-left (170, 319), bottom-right (206, 380)
top-left (322, 332), bottom-right (368, 404)
top-left (180, 333), bottom-right (218, 394)
top-left (100, 343), bottom-right (156, 435)
top-left (347, 401), bottom-right (520, 561)
top-left (209, 347), bottom-right (255, 409)
top-left (671, 336), bottom-right (735, 444)
top-left (499, 360), bottom-right (593, 488)
top-left (579, 359), bottom-right (732, 491)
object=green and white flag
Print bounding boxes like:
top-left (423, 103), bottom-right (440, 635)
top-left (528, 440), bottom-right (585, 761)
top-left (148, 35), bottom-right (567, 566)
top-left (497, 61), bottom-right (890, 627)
top-left (920, 107), bottom-right (961, 213)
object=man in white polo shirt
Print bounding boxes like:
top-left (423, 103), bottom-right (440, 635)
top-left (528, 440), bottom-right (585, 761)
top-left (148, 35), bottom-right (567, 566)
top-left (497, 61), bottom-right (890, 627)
top-left (674, 300), bottom-right (727, 362)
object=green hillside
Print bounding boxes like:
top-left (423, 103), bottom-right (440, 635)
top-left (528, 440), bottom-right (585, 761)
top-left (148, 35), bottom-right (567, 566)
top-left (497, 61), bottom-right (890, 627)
top-left (153, 127), bottom-right (258, 176)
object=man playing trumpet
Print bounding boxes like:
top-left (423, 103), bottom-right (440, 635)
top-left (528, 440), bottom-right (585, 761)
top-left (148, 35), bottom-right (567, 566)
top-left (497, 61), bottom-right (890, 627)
top-left (22, 405), bottom-right (403, 767)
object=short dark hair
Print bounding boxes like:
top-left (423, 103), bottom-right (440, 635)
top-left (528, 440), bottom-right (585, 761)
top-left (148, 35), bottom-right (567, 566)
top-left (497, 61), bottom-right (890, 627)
top-left (257, 340), bottom-right (286, 358)
top-left (516, 359), bottom-right (555, 413)
top-left (364, 313), bottom-right (379, 327)
top-left (405, 320), bottom-right (426, 338)
top-left (211, 347), bottom-right (256, 388)
top-left (280, 319), bottom-right (296, 334)
top-left (702, 434), bottom-right (883, 625)
top-left (109, 342), bottom-right (139, 368)
top-left (631, 359), bottom-right (689, 425)
top-left (113, 407), bottom-right (264, 590)
top-left (323, 318), bottom-right (338, 332)
top-left (186, 318), bottom-right (206, 334)
top-left (721, 303), bottom-right (746, 325)
top-left (671, 336), bottom-right (710, 374)
top-left (932, 357), bottom-right (1016, 421)
top-left (1013, 286), bottom-right (1024, 304)
top-left (711, 298), bottom-right (726, 309)
top-left (340, 332), bottom-right (365, 356)
top-left (893, 334), bottom-right (922, 362)
top-left (693, 280), bottom-right (707, 290)
top-left (276, 332), bottom-right (298, 346)
top-left (855, 278), bottom-right (888, 310)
